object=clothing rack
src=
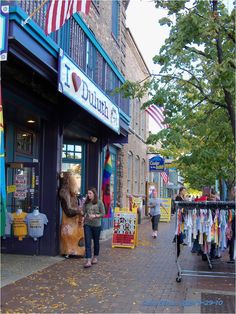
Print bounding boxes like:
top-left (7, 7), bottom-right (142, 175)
top-left (175, 201), bottom-right (235, 208)
top-left (174, 201), bottom-right (235, 282)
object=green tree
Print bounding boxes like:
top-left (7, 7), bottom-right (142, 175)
top-left (152, 0), bottom-right (235, 138)
top-left (150, 0), bottom-right (235, 197)
top-left (121, 0), bottom-right (235, 197)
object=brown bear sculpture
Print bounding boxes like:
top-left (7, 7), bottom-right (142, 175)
top-left (59, 171), bottom-right (85, 257)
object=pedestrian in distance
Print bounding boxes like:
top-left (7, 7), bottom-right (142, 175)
top-left (148, 190), bottom-right (166, 239)
top-left (175, 187), bottom-right (187, 202)
top-left (83, 187), bottom-right (105, 268)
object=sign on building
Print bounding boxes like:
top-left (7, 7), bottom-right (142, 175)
top-left (149, 155), bottom-right (165, 172)
top-left (58, 50), bottom-right (120, 134)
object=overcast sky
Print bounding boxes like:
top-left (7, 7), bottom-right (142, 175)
top-left (126, 0), bottom-right (234, 74)
top-left (126, 0), bottom-right (169, 74)
top-left (126, 0), bottom-right (234, 133)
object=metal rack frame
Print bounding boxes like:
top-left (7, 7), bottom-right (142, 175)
top-left (174, 201), bottom-right (235, 282)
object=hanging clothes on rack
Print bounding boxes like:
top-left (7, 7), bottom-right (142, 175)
top-left (174, 201), bottom-right (235, 283)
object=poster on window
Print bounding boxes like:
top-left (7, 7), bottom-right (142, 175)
top-left (112, 212), bottom-right (137, 249)
top-left (14, 174), bottom-right (27, 200)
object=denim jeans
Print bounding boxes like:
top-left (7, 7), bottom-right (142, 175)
top-left (151, 214), bottom-right (161, 231)
top-left (84, 224), bottom-right (101, 259)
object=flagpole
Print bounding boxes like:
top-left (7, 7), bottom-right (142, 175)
top-left (22, 0), bottom-right (49, 26)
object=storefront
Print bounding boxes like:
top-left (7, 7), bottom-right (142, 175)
top-left (1, 3), bottom-right (129, 256)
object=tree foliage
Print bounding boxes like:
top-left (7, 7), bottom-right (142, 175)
top-left (147, 0), bottom-right (235, 193)
top-left (122, 0), bottom-right (235, 194)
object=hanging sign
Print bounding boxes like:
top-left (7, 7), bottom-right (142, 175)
top-left (0, 6), bottom-right (9, 61)
top-left (58, 50), bottom-right (120, 134)
top-left (149, 155), bottom-right (165, 172)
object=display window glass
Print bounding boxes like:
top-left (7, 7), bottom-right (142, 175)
top-left (62, 143), bottom-right (85, 195)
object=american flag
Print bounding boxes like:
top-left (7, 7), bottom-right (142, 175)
top-left (160, 169), bottom-right (169, 185)
top-left (45, 0), bottom-right (91, 35)
top-left (145, 104), bottom-right (166, 130)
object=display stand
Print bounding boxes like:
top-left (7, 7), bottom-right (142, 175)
top-left (174, 201), bottom-right (235, 283)
top-left (160, 198), bottom-right (171, 222)
top-left (112, 207), bottom-right (138, 249)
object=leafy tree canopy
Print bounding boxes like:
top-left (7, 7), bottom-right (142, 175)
top-left (122, 0), bottom-right (235, 193)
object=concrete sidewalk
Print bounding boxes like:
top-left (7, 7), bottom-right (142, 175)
top-left (1, 216), bottom-right (235, 313)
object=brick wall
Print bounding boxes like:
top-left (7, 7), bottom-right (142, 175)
top-left (84, 1), bottom-right (127, 75)
top-left (117, 29), bottom-right (150, 208)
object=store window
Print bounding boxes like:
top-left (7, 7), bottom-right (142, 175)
top-left (102, 146), bottom-right (117, 208)
top-left (62, 143), bottom-right (85, 195)
top-left (6, 163), bottom-right (40, 212)
top-left (16, 130), bottom-right (33, 155)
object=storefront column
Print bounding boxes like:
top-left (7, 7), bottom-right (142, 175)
top-left (39, 118), bottom-right (63, 256)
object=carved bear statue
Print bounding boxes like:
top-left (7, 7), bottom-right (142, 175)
top-left (58, 171), bottom-right (85, 257)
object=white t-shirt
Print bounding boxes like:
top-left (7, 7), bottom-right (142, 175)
top-left (25, 213), bottom-right (48, 238)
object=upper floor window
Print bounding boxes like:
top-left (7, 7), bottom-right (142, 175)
top-left (92, 0), bottom-right (100, 9)
top-left (134, 155), bottom-right (140, 195)
top-left (112, 0), bottom-right (120, 40)
top-left (127, 151), bottom-right (133, 194)
top-left (140, 110), bottom-right (146, 140)
top-left (141, 159), bottom-right (146, 194)
top-left (86, 39), bottom-right (97, 80)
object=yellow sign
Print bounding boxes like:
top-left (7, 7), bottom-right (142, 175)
top-left (160, 198), bottom-right (171, 222)
top-left (7, 185), bottom-right (16, 193)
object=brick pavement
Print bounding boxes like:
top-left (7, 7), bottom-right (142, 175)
top-left (1, 216), bottom-right (235, 313)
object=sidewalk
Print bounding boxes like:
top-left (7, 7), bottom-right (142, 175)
top-left (1, 216), bottom-right (235, 313)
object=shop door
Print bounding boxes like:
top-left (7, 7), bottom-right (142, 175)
top-left (6, 162), bottom-right (40, 213)
top-left (62, 143), bottom-right (86, 196)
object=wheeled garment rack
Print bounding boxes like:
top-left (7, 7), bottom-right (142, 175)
top-left (174, 201), bottom-right (235, 282)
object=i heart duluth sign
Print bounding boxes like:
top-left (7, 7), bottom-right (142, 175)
top-left (58, 50), bottom-right (120, 134)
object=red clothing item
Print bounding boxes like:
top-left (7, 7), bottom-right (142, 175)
top-left (195, 195), bottom-right (208, 202)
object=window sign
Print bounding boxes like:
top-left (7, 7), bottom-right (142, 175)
top-left (58, 50), bottom-right (120, 134)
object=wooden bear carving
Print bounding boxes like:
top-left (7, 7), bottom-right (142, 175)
top-left (59, 172), bottom-right (85, 257)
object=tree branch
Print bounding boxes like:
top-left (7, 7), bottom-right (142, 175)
top-left (184, 45), bottom-right (211, 59)
top-left (151, 73), bottom-right (228, 109)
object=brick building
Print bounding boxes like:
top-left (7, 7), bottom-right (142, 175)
top-left (117, 29), bottom-right (150, 211)
top-left (0, 0), bottom-right (150, 253)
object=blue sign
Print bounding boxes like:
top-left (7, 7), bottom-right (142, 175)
top-left (0, 6), bottom-right (9, 61)
top-left (149, 156), bottom-right (165, 172)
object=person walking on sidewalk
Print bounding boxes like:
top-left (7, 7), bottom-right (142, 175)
top-left (148, 190), bottom-right (165, 239)
top-left (83, 187), bottom-right (105, 268)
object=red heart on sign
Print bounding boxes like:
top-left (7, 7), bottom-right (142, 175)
top-left (72, 72), bottom-right (82, 92)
